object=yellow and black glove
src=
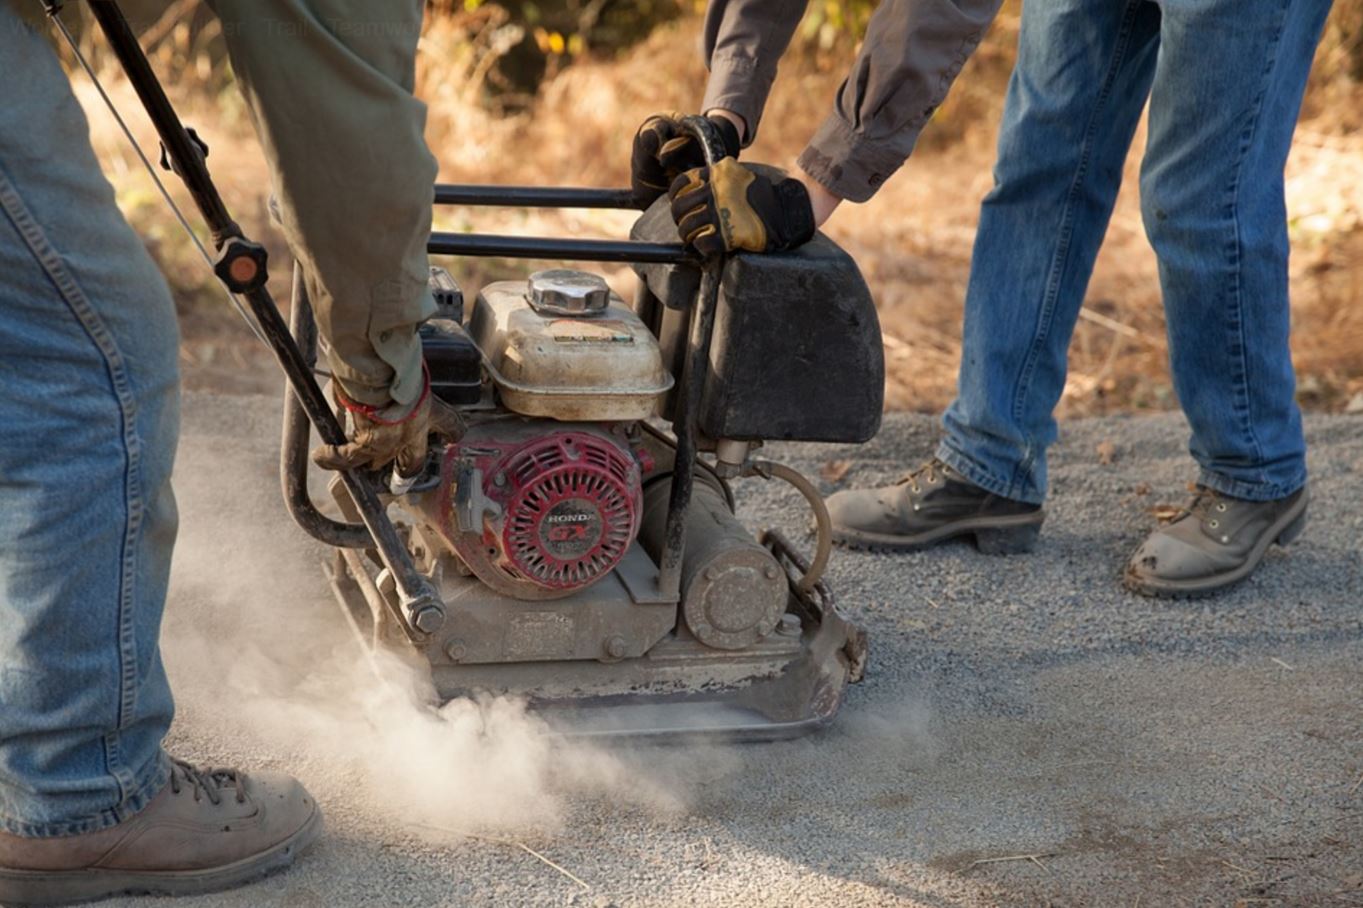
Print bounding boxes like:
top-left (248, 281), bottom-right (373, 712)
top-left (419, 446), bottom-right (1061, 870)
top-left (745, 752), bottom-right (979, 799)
top-left (668, 159), bottom-right (816, 259)
top-left (630, 112), bottom-right (741, 208)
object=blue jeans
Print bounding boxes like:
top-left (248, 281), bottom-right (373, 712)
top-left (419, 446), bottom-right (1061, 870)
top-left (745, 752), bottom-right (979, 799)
top-left (937, 0), bottom-right (1330, 505)
top-left (0, 10), bottom-right (179, 836)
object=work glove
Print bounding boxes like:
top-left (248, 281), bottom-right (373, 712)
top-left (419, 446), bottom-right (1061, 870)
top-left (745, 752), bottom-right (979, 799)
top-left (312, 369), bottom-right (465, 477)
top-left (630, 112), bottom-right (741, 208)
top-left (668, 159), bottom-right (816, 259)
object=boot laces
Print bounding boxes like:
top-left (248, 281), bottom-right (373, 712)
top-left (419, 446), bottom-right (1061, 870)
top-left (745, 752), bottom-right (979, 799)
top-left (169, 759), bottom-right (247, 806)
top-left (1179, 484), bottom-right (1228, 526)
top-left (898, 460), bottom-right (944, 495)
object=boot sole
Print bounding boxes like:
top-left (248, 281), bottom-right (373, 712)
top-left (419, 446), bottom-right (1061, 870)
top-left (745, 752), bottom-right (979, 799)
top-left (0, 804), bottom-right (322, 907)
top-left (1122, 491), bottom-right (1310, 600)
top-left (832, 511), bottom-right (1045, 556)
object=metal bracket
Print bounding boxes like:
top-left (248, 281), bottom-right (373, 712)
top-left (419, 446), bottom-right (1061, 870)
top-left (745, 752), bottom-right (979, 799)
top-left (453, 465), bottom-right (501, 533)
top-left (159, 126), bottom-right (208, 177)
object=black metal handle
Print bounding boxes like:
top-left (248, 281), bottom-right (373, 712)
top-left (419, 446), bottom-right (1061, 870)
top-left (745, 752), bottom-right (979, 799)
top-left (280, 264), bottom-right (372, 549)
top-left (656, 115), bottom-right (729, 598)
top-left (681, 114), bottom-right (731, 170)
top-left (434, 185), bottom-right (639, 209)
top-left (428, 232), bottom-right (692, 264)
top-left (82, 1), bottom-right (239, 245)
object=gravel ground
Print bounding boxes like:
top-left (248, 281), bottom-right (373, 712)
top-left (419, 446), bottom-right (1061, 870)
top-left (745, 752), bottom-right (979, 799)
top-left (122, 394), bottom-right (1363, 908)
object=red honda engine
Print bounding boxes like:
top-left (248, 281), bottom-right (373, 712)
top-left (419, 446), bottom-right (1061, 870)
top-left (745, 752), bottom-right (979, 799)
top-left (437, 425), bottom-right (645, 600)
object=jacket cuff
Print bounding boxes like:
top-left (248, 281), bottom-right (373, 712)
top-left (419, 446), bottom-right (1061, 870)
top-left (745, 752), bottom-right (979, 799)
top-left (331, 324), bottom-right (426, 408)
top-left (335, 362), bottom-right (429, 422)
top-left (374, 326), bottom-right (426, 407)
top-left (796, 114), bottom-right (920, 204)
top-left (701, 53), bottom-right (773, 146)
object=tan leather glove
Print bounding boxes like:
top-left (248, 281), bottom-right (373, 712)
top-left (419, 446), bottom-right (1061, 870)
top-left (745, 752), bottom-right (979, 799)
top-left (312, 370), bottom-right (465, 477)
top-left (668, 159), bottom-right (815, 259)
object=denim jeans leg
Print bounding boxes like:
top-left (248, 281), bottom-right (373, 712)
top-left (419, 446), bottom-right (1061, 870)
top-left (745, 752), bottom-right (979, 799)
top-left (0, 11), bottom-right (179, 835)
top-left (1140, 0), bottom-right (1329, 501)
top-left (938, 0), bottom-right (1162, 504)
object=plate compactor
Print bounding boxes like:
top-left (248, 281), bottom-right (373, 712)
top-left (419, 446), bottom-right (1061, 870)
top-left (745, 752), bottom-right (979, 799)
top-left (66, 1), bottom-right (883, 742)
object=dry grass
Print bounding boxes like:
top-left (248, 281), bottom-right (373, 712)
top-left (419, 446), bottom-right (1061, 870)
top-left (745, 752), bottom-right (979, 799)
top-left (65, 3), bottom-right (1363, 414)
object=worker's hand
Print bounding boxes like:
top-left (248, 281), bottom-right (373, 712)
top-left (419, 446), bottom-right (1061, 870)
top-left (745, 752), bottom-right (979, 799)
top-left (668, 159), bottom-right (816, 259)
top-left (313, 370), bottom-right (464, 477)
top-left (630, 112), bottom-right (741, 208)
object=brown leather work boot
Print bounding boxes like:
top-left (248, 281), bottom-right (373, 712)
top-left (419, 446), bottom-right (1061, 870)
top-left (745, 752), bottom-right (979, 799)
top-left (1123, 484), bottom-right (1309, 598)
top-left (0, 759), bottom-right (322, 907)
top-left (825, 458), bottom-right (1044, 554)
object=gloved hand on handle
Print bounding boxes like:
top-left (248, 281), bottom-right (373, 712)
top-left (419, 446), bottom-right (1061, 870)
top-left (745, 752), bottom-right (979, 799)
top-left (668, 158), bottom-right (816, 259)
top-left (312, 366), bottom-right (465, 477)
top-left (630, 112), bottom-right (742, 208)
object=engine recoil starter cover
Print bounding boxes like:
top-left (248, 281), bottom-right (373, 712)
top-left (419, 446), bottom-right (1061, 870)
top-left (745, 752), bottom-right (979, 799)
top-left (445, 427), bottom-right (644, 600)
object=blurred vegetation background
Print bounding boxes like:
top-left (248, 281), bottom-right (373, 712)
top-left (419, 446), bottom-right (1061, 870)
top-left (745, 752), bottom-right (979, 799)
top-left (50, 0), bottom-right (1363, 412)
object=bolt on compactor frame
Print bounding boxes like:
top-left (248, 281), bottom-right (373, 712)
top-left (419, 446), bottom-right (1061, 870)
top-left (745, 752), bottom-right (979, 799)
top-left (54, 0), bottom-right (883, 740)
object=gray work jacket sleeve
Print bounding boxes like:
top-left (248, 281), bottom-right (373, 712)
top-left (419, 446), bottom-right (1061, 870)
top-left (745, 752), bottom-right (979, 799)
top-left (701, 0), bottom-right (1003, 203)
top-left (209, 0), bottom-right (435, 407)
top-left (700, 1), bottom-right (808, 144)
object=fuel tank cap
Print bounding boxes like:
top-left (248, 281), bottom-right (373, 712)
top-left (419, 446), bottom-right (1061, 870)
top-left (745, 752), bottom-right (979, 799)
top-left (526, 269), bottom-right (610, 317)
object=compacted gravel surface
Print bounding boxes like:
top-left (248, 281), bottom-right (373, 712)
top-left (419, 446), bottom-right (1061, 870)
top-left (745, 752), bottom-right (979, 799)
top-left (121, 394), bottom-right (1362, 907)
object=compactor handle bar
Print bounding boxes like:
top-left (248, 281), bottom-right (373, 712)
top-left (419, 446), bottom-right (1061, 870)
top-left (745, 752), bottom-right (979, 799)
top-left (431, 183), bottom-right (691, 263)
top-left (426, 116), bottom-right (729, 266)
top-left (652, 116), bottom-right (728, 599)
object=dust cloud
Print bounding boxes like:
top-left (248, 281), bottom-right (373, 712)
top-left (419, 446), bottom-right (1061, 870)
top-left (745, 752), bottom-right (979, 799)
top-left (156, 431), bottom-right (709, 835)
